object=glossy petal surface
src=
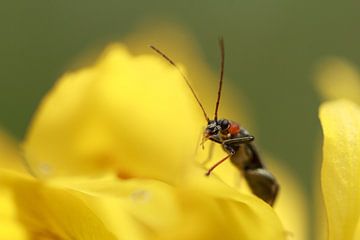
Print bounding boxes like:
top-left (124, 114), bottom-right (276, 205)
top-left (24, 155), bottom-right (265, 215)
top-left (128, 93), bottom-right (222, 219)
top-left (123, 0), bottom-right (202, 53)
top-left (320, 100), bottom-right (360, 240)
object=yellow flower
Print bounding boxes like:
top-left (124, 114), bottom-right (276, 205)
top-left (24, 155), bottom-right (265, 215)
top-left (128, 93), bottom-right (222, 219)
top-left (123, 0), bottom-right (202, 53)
top-left (0, 42), bottom-right (286, 239)
top-left (316, 58), bottom-right (360, 239)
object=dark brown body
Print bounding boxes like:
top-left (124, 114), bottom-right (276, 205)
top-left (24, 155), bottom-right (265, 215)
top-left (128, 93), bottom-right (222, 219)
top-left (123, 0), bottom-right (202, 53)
top-left (228, 139), bottom-right (279, 206)
top-left (206, 120), bottom-right (279, 206)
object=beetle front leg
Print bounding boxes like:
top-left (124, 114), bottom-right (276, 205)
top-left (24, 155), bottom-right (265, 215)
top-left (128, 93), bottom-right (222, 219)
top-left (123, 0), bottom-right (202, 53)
top-left (221, 135), bottom-right (254, 156)
top-left (205, 135), bottom-right (254, 176)
top-left (222, 142), bottom-right (236, 155)
top-left (222, 135), bottom-right (254, 146)
top-left (205, 153), bottom-right (232, 176)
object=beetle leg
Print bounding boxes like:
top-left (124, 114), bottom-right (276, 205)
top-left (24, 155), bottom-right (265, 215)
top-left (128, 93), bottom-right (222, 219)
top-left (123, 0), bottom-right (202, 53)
top-left (222, 135), bottom-right (254, 145)
top-left (205, 153), bottom-right (232, 176)
top-left (204, 140), bottom-right (237, 176)
top-left (222, 142), bottom-right (236, 155)
top-left (204, 136), bottom-right (254, 176)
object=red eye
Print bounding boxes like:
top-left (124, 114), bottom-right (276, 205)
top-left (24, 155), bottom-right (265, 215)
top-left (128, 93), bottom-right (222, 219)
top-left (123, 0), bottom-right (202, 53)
top-left (228, 123), bottom-right (240, 135)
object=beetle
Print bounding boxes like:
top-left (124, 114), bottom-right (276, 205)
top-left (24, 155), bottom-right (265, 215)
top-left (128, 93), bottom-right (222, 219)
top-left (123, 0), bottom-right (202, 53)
top-left (150, 39), bottom-right (279, 206)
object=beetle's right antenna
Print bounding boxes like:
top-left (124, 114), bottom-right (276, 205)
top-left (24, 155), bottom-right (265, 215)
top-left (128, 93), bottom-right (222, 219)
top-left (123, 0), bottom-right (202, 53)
top-left (150, 45), bottom-right (210, 122)
top-left (214, 38), bottom-right (225, 121)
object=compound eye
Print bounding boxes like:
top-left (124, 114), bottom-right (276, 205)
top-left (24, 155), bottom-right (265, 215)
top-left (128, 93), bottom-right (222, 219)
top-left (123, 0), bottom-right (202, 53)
top-left (220, 119), bottom-right (230, 130)
top-left (206, 121), bottom-right (219, 135)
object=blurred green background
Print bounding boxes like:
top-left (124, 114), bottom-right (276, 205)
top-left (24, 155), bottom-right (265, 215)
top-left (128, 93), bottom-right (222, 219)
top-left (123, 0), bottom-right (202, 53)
top-left (1, 1), bottom-right (360, 239)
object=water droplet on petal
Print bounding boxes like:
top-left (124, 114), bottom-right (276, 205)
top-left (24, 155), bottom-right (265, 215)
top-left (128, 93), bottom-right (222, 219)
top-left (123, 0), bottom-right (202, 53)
top-left (130, 189), bottom-right (151, 203)
top-left (38, 163), bottom-right (53, 176)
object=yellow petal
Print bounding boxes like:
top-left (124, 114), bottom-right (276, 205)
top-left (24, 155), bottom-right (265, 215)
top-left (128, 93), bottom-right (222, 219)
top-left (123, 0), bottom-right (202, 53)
top-left (0, 165), bottom-right (285, 239)
top-left (0, 130), bottom-right (28, 173)
top-left (24, 44), bottom-right (203, 183)
top-left (0, 170), bottom-right (117, 240)
top-left (319, 99), bottom-right (360, 240)
top-left (271, 163), bottom-right (308, 240)
top-left (0, 132), bottom-right (30, 239)
top-left (184, 166), bottom-right (287, 239)
top-left (315, 58), bottom-right (360, 103)
top-left (0, 186), bottom-right (27, 240)
top-left (354, 221), bottom-right (360, 240)
top-left (52, 171), bottom-right (285, 240)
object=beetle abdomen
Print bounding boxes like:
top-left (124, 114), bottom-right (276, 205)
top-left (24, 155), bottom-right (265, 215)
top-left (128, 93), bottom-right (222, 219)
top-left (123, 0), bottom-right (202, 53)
top-left (230, 143), bottom-right (279, 206)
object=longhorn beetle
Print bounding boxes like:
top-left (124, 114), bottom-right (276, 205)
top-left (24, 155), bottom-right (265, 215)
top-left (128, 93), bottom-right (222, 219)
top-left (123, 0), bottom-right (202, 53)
top-left (150, 39), bottom-right (279, 206)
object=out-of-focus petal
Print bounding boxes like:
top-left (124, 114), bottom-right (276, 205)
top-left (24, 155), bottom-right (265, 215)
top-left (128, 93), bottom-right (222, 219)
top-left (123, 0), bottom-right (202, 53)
top-left (24, 44), bottom-right (203, 183)
top-left (319, 99), bottom-right (360, 240)
top-left (0, 187), bottom-right (27, 240)
top-left (53, 169), bottom-right (286, 240)
top-left (272, 163), bottom-right (308, 240)
top-left (0, 130), bottom-right (27, 173)
top-left (0, 170), bottom-right (116, 240)
top-left (0, 132), bottom-right (30, 239)
top-left (315, 58), bottom-right (360, 103)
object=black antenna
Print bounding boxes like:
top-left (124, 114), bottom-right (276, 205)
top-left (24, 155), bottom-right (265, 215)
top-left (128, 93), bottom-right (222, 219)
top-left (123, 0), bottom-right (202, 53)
top-left (150, 45), bottom-right (210, 122)
top-left (214, 38), bottom-right (225, 121)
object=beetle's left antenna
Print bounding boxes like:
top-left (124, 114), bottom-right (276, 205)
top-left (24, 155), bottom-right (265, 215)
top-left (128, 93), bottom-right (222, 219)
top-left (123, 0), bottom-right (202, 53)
top-left (214, 38), bottom-right (225, 121)
top-left (150, 45), bottom-right (210, 122)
